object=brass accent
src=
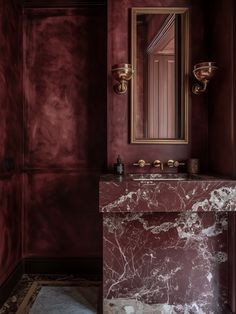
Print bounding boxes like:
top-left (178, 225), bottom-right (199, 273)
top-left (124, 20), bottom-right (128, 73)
top-left (112, 63), bottom-right (134, 94)
top-left (167, 159), bottom-right (185, 168)
top-left (153, 160), bottom-right (164, 170)
top-left (187, 158), bottom-right (200, 174)
top-left (192, 62), bottom-right (218, 95)
top-left (131, 7), bottom-right (189, 144)
top-left (133, 159), bottom-right (151, 167)
top-left (167, 159), bottom-right (175, 168)
top-left (174, 160), bottom-right (185, 167)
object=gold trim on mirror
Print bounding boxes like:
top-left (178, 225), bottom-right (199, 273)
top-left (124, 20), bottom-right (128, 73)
top-left (131, 7), bottom-right (189, 144)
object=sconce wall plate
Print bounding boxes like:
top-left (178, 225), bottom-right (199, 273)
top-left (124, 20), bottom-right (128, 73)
top-left (112, 63), bottom-right (134, 94)
top-left (192, 62), bottom-right (218, 95)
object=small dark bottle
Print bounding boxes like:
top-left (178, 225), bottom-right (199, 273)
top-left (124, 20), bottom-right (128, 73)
top-left (113, 155), bottom-right (124, 175)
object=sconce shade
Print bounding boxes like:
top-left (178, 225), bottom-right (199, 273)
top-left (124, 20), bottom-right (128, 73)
top-left (112, 63), bottom-right (134, 94)
top-left (192, 62), bottom-right (218, 95)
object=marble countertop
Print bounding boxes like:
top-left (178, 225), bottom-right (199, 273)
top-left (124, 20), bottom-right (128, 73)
top-left (99, 173), bottom-right (236, 213)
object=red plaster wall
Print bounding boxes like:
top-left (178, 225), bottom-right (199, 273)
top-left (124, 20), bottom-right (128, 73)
top-left (0, 178), bottom-right (22, 285)
top-left (207, 0), bottom-right (236, 311)
top-left (107, 0), bottom-right (209, 171)
top-left (208, 0), bottom-right (235, 177)
top-left (23, 173), bottom-right (101, 257)
top-left (23, 7), bottom-right (107, 258)
top-left (0, 0), bottom-right (23, 285)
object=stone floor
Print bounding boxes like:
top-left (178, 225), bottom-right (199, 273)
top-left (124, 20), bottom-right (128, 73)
top-left (0, 275), bottom-right (101, 314)
top-left (29, 286), bottom-right (98, 314)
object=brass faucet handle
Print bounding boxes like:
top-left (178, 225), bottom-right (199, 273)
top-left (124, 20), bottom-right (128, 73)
top-left (167, 159), bottom-right (175, 168)
top-left (133, 159), bottom-right (151, 167)
top-left (138, 159), bottom-right (146, 167)
top-left (173, 161), bottom-right (185, 167)
top-left (167, 160), bottom-right (185, 168)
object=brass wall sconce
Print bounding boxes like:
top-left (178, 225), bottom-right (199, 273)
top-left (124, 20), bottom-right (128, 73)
top-left (112, 63), bottom-right (134, 94)
top-left (192, 62), bottom-right (218, 95)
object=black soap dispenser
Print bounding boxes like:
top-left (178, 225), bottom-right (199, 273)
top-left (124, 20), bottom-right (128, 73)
top-left (114, 155), bottom-right (124, 175)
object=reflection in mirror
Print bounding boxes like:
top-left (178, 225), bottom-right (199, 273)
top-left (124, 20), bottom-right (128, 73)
top-left (131, 8), bottom-right (189, 144)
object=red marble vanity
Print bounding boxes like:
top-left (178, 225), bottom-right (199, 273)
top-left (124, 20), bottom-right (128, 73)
top-left (99, 174), bottom-right (236, 313)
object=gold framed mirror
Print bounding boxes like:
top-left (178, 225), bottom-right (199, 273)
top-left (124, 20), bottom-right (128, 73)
top-left (131, 7), bottom-right (189, 144)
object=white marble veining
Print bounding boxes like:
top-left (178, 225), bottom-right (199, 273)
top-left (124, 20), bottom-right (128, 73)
top-left (192, 186), bottom-right (236, 211)
top-left (103, 212), bottom-right (228, 313)
top-left (100, 181), bottom-right (236, 213)
top-left (103, 298), bottom-right (220, 314)
top-left (100, 175), bottom-right (235, 313)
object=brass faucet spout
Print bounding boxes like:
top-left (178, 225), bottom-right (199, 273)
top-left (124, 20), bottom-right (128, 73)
top-left (153, 160), bottom-right (163, 170)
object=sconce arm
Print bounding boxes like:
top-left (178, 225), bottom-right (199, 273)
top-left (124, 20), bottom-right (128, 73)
top-left (112, 63), bottom-right (134, 95)
top-left (192, 62), bottom-right (218, 95)
top-left (114, 80), bottom-right (128, 94)
top-left (192, 80), bottom-right (208, 95)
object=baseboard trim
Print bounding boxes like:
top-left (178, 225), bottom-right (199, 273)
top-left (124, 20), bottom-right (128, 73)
top-left (24, 257), bottom-right (102, 279)
top-left (0, 261), bottom-right (24, 308)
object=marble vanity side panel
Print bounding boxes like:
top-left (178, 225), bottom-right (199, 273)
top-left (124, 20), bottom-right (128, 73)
top-left (103, 212), bottom-right (228, 314)
top-left (100, 180), bottom-right (236, 213)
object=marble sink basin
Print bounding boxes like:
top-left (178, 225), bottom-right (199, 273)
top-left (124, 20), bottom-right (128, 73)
top-left (129, 173), bottom-right (191, 181)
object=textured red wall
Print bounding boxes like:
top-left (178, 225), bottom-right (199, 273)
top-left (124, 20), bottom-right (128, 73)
top-left (207, 0), bottom-right (236, 311)
top-left (0, 178), bottom-right (22, 285)
top-left (208, 0), bottom-right (235, 177)
top-left (23, 173), bottom-right (101, 257)
top-left (107, 0), bottom-right (209, 171)
top-left (23, 7), bottom-right (107, 258)
top-left (0, 0), bottom-right (23, 285)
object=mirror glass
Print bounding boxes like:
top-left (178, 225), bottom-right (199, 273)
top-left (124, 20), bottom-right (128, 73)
top-left (131, 8), bottom-right (189, 144)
